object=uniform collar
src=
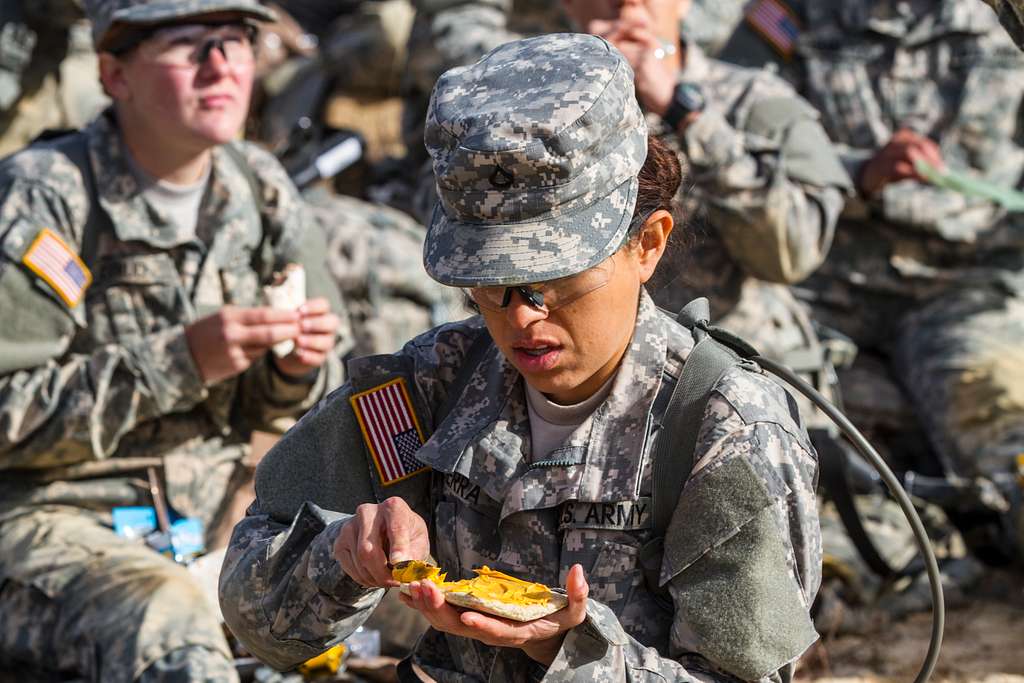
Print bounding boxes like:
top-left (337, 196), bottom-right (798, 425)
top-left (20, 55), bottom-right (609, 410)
top-left (87, 110), bottom-right (243, 250)
top-left (416, 290), bottom-right (673, 517)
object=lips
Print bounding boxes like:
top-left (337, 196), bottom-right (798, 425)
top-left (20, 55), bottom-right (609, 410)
top-left (199, 93), bottom-right (234, 108)
top-left (511, 339), bottom-right (562, 373)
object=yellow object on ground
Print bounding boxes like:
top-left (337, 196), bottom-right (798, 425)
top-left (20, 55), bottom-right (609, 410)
top-left (298, 643), bottom-right (346, 675)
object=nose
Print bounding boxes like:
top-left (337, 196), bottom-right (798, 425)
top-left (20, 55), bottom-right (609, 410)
top-left (504, 290), bottom-right (548, 329)
top-left (198, 38), bottom-right (232, 74)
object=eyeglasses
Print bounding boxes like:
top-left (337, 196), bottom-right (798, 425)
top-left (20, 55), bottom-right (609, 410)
top-left (132, 23), bottom-right (257, 68)
top-left (467, 258), bottom-right (615, 313)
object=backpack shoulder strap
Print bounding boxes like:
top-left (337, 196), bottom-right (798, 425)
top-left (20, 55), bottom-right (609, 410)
top-left (650, 297), bottom-right (744, 539)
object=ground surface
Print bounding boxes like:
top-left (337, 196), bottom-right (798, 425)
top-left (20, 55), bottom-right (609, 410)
top-left (799, 573), bottom-right (1024, 683)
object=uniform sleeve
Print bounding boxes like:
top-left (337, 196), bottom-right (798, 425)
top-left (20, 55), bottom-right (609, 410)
top-left (233, 143), bottom-right (349, 430)
top-left (680, 84), bottom-right (851, 285)
top-left (0, 179), bottom-right (209, 469)
top-left (543, 376), bottom-right (821, 682)
top-left (219, 498), bottom-right (385, 670)
top-left (219, 322), bottom-right (481, 669)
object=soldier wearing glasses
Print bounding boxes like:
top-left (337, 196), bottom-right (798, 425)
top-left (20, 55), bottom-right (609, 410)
top-left (0, 1), bottom-right (345, 680)
top-left (222, 34), bottom-right (821, 683)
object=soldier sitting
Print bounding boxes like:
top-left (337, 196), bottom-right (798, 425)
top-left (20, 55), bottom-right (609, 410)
top-left (0, 1), bottom-right (345, 680)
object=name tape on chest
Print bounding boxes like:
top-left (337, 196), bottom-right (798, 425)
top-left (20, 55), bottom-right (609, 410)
top-left (22, 228), bottom-right (92, 308)
top-left (350, 378), bottom-right (428, 486)
top-left (746, 0), bottom-right (800, 59)
top-left (445, 473), bottom-right (482, 505)
top-left (559, 498), bottom-right (652, 532)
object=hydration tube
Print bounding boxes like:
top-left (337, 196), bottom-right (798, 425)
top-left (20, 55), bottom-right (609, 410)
top-left (754, 355), bottom-right (944, 683)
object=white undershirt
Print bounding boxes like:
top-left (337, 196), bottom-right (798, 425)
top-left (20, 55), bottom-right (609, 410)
top-left (126, 152), bottom-right (211, 239)
top-left (524, 373), bottom-right (616, 461)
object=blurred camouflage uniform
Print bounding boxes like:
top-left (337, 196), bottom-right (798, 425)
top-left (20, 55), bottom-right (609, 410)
top-left (0, 0), bottom-right (346, 679)
top-left (0, 0), bottom-right (108, 157)
top-left (982, 0), bottom-right (1024, 49)
top-left (645, 38), bottom-right (850, 379)
top-left (305, 190), bottom-right (465, 358)
top-left (401, 0), bottom-right (570, 171)
top-left (723, 0), bottom-right (1024, 535)
top-left (222, 33), bottom-right (821, 682)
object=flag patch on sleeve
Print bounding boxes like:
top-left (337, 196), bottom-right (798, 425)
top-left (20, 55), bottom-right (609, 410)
top-left (350, 378), bottom-right (428, 486)
top-left (22, 228), bottom-right (92, 308)
top-left (745, 0), bottom-right (801, 59)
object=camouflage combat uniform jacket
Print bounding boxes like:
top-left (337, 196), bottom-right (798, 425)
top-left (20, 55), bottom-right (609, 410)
top-left (0, 0), bottom-right (107, 157)
top-left (790, 0), bottom-right (1024, 301)
top-left (221, 292), bottom-right (822, 682)
top-left (648, 39), bottom-right (850, 363)
top-left (0, 110), bottom-right (344, 526)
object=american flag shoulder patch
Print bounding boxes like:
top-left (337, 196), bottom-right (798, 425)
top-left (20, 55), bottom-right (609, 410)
top-left (350, 378), bottom-right (428, 486)
top-left (22, 228), bottom-right (92, 308)
top-left (745, 0), bottom-right (801, 59)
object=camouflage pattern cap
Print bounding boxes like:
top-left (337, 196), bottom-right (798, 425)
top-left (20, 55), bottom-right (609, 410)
top-left (86, 0), bottom-right (275, 49)
top-left (423, 33), bottom-right (648, 287)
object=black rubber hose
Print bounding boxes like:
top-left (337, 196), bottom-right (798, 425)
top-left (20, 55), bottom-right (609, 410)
top-left (753, 355), bottom-right (944, 683)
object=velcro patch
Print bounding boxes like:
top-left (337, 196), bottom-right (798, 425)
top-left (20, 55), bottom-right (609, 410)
top-left (22, 228), bottom-right (91, 308)
top-left (350, 378), bottom-right (428, 486)
top-left (745, 0), bottom-right (801, 59)
top-left (559, 498), bottom-right (652, 532)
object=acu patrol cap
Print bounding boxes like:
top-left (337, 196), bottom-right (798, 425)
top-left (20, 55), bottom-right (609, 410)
top-left (423, 33), bottom-right (648, 288)
top-left (85, 0), bottom-right (275, 51)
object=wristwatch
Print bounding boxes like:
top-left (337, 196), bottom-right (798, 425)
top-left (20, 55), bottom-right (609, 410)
top-left (663, 81), bottom-right (706, 131)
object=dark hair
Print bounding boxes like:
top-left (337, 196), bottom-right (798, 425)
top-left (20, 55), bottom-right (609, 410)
top-left (626, 134), bottom-right (686, 242)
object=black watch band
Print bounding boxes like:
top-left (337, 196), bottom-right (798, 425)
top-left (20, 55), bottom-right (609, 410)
top-left (663, 81), bottom-right (705, 131)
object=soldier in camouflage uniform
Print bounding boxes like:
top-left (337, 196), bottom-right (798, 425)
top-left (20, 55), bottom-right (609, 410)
top-left (560, 0), bottom-right (851, 375)
top-left (0, 0), bottom-right (345, 680)
top-left (222, 34), bottom-right (822, 682)
top-left (0, 0), bottom-right (109, 157)
top-left (721, 0), bottom-right (1024, 558)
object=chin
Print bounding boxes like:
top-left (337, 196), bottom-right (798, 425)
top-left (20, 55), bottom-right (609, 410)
top-left (191, 116), bottom-right (246, 145)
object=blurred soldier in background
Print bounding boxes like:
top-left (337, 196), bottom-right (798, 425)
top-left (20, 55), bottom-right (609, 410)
top-left (0, 0), bottom-right (345, 680)
top-left (561, 0), bottom-right (851, 376)
top-left (722, 0), bottom-right (1024, 562)
top-left (306, 191), bottom-right (464, 358)
top-left (0, 0), bottom-right (108, 156)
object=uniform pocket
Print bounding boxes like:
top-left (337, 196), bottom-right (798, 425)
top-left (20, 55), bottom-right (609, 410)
top-left (87, 253), bottom-right (183, 345)
top-left (799, 43), bottom-right (888, 150)
top-left (561, 529), bottom-right (643, 615)
top-left (432, 497), bottom-right (502, 580)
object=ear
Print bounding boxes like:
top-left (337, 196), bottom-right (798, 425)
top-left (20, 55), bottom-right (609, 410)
top-left (636, 209), bottom-right (675, 285)
top-left (98, 52), bottom-right (132, 102)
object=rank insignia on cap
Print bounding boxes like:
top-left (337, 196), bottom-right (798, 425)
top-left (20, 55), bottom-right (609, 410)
top-left (350, 378), bottom-right (428, 485)
top-left (745, 0), bottom-right (801, 59)
top-left (22, 228), bottom-right (92, 308)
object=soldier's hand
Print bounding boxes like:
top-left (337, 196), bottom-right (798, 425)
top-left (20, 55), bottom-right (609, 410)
top-left (859, 128), bottom-right (945, 197)
top-left (270, 298), bottom-right (340, 378)
top-left (334, 497), bottom-right (431, 589)
top-left (400, 563), bottom-right (590, 667)
top-left (185, 306), bottom-right (300, 385)
top-left (586, 8), bottom-right (680, 118)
